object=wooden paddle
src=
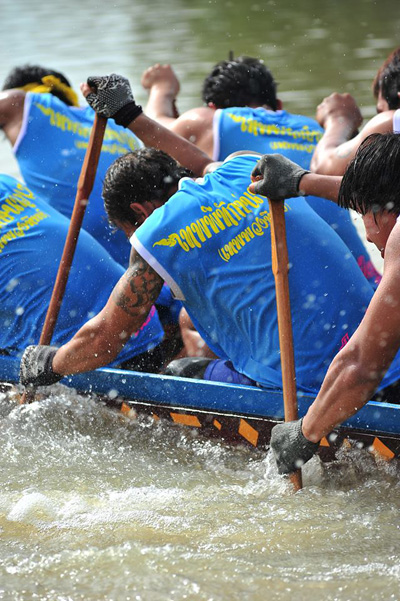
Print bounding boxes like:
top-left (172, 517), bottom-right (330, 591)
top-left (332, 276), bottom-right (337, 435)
top-left (268, 198), bottom-right (303, 491)
top-left (20, 114), bottom-right (108, 404)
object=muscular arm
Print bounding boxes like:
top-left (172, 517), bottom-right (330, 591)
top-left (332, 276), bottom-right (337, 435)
top-left (311, 98), bottom-right (395, 175)
top-left (127, 111), bottom-right (212, 174)
top-left (0, 89), bottom-right (25, 145)
top-left (52, 251), bottom-right (164, 375)
top-left (302, 223), bottom-right (400, 442)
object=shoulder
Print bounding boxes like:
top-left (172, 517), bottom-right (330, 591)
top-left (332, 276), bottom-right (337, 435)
top-left (0, 89), bottom-right (25, 122)
top-left (361, 110), bottom-right (395, 137)
top-left (172, 106), bottom-right (214, 134)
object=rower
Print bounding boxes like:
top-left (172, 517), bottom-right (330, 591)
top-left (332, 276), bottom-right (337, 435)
top-left (140, 57), bottom-right (381, 287)
top-left (0, 64), bottom-right (197, 348)
top-left (19, 75), bottom-right (400, 401)
top-left (310, 45), bottom-right (400, 176)
top-left (247, 136), bottom-right (400, 474)
top-left (0, 64), bottom-right (142, 266)
top-left (0, 174), bottom-right (165, 371)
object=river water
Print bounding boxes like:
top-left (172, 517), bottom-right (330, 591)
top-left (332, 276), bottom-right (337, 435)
top-left (1, 1), bottom-right (400, 599)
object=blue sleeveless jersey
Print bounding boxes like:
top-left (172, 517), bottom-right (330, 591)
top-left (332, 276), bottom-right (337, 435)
top-left (132, 154), bottom-right (400, 393)
top-left (14, 92), bottom-right (143, 267)
top-left (213, 107), bottom-right (381, 287)
top-left (0, 175), bottom-right (164, 362)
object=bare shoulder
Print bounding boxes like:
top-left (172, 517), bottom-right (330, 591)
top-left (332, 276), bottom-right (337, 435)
top-left (172, 106), bottom-right (214, 134)
top-left (170, 106), bottom-right (215, 156)
top-left (0, 89), bottom-right (25, 115)
top-left (0, 89), bottom-right (25, 141)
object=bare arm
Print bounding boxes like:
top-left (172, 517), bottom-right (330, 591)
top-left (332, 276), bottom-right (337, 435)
top-left (302, 223), bottom-right (400, 442)
top-left (140, 64), bottom-right (216, 156)
top-left (0, 89), bottom-right (25, 145)
top-left (179, 307), bottom-right (217, 358)
top-left (311, 93), bottom-right (395, 175)
top-left (80, 81), bottom-right (212, 176)
top-left (247, 156), bottom-right (343, 203)
top-left (141, 64), bottom-right (180, 125)
top-left (127, 112), bottom-right (212, 175)
top-left (52, 251), bottom-right (164, 375)
top-left (295, 172), bottom-right (342, 203)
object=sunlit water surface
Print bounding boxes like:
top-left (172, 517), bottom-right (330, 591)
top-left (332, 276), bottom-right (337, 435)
top-left (1, 1), bottom-right (400, 598)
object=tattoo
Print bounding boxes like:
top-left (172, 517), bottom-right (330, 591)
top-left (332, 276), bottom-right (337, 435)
top-left (112, 252), bottom-right (163, 318)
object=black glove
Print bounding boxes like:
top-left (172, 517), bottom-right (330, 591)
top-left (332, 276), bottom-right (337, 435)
top-left (270, 418), bottom-right (320, 474)
top-left (86, 74), bottom-right (143, 127)
top-left (250, 154), bottom-right (310, 200)
top-left (20, 345), bottom-right (63, 387)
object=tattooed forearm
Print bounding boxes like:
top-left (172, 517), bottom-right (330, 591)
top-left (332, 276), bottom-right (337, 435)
top-left (112, 252), bottom-right (163, 319)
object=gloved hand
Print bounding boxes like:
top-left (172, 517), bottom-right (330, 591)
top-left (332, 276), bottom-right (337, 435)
top-left (86, 74), bottom-right (143, 127)
top-left (270, 418), bottom-right (320, 474)
top-left (20, 345), bottom-right (63, 387)
top-left (250, 154), bottom-right (310, 200)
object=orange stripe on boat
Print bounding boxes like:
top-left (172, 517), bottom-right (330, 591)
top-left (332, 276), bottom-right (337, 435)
top-left (238, 418), bottom-right (259, 446)
top-left (170, 413), bottom-right (202, 427)
top-left (120, 402), bottom-right (131, 415)
top-left (371, 437), bottom-right (395, 460)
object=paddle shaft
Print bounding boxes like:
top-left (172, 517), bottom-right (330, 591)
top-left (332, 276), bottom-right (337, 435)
top-left (268, 198), bottom-right (302, 491)
top-left (20, 114), bottom-right (107, 404)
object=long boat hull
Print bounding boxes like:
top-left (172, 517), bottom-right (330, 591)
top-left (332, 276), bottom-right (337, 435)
top-left (1, 354), bottom-right (400, 463)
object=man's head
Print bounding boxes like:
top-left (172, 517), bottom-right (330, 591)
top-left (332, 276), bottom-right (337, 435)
top-left (202, 56), bottom-right (279, 110)
top-left (102, 147), bottom-right (193, 234)
top-left (372, 47), bottom-right (400, 112)
top-left (2, 64), bottom-right (78, 106)
top-left (339, 132), bottom-right (400, 256)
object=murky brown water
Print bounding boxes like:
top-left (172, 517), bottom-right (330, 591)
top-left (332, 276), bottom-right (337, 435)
top-left (1, 1), bottom-right (400, 598)
top-left (1, 387), bottom-right (400, 600)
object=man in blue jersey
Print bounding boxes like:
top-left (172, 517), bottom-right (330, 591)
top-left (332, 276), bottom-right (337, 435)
top-left (0, 174), bottom-right (166, 371)
top-left (247, 135), bottom-right (400, 474)
top-left (0, 64), bottom-right (143, 266)
top-left (141, 58), bottom-right (381, 287)
top-left (0, 64), bottom-right (211, 351)
top-left (19, 75), bottom-right (400, 402)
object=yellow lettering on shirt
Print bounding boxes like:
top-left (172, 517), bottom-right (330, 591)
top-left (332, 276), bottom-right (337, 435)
top-left (153, 185), bottom-right (291, 261)
top-left (0, 183), bottom-right (50, 253)
top-left (226, 112), bottom-right (323, 150)
top-left (34, 102), bottom-right (141, 155)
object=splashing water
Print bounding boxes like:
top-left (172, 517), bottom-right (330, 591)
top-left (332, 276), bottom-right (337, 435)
top-left (0, 386), bottom-right (399, 601)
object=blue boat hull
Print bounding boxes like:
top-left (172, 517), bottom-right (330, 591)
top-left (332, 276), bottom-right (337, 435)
top-left (1, 354), bottom-right (400, 461)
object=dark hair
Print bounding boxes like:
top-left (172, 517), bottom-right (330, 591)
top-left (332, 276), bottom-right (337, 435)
top-left (2, 64), bottom-right (74, 106)
top-left (202, 56), bottom-right (278, 110)
top-left (339, 133), bottom-right (400, 215)
top-left (102, 147), bottom-right (193, 226)
top-left (372, 47), bottom-right (400, 110)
